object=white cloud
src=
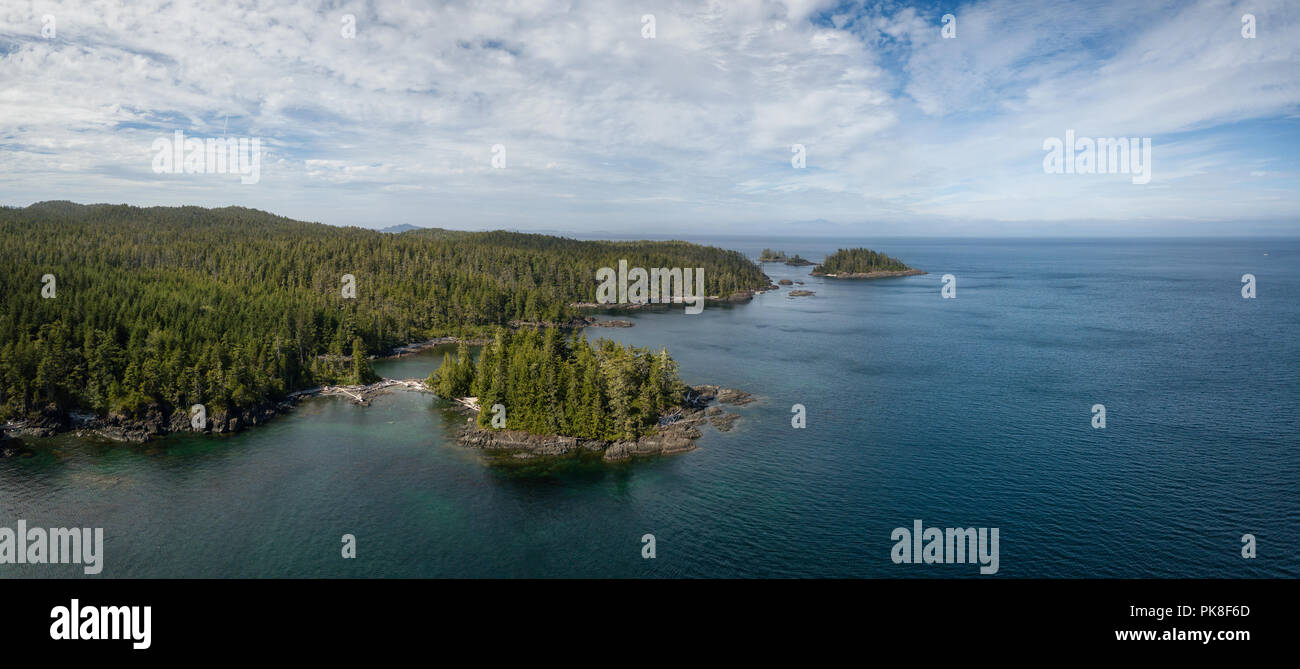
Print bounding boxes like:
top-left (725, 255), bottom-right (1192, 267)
top-left (0, 0), bottom-right (1296, 234)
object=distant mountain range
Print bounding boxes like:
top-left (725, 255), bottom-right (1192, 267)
top-left (378, 223), bottom-right (580, 236)
top-left (378, 224), bottom-right (423, 233)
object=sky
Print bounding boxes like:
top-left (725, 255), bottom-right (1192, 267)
top-left (1, 0), bottom-right (1298, 236)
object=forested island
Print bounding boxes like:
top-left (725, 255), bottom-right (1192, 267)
top-left (810, 248), bottom-right (926, 278)
top-left (0, 202), bottom-right (770, 443)
top-left (431, 329), bottom-right (677, 440)
top-left (428, 328), bottom-right (750, 461)
top-left (757, 249), bottom-right (813, 266)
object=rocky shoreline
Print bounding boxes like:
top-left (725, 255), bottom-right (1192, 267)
top-left (455, 384), bottom-right (754, 462)
top-left (567, 284), bottom-right (780, 311)
top-left (0, 378), bottom-right (436, 449)
top-left (0, 431), bottom-right (32, 458)
top-left (808, 268), bottom-right (927, 279)
top-left (1, 326), bottom-right (754, 461)
top-left (378, 337), bottom-right (484, 359)
top-left (0, 378), bottom-right (753, 466)
top-left (508, 316), bottom-right (636, 329)
top-left (1, 398), bottom-right (299, 448)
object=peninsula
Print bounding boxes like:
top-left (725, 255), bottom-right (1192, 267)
top-left (0, 202), bottom-right (771, 447)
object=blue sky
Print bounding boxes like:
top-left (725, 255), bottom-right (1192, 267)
top-left (1, 0), bottom-right (1297, 235)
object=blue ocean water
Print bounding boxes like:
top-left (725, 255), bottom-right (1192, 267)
top-left (2, 238), bottom-right (1296, 577)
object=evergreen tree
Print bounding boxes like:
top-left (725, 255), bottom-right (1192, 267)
top-left (350, 337), bottom-right (368, 385)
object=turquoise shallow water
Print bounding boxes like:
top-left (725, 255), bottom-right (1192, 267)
top-left (2, 238), bottom-right (1297, 577)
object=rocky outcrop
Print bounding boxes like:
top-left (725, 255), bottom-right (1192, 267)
top-left (456, 419), bottom-right (703, 462)
top-left (602, 432), bottom-right (698, 461)
top-left (84, 406), bottom-right (192, 442)
top-left (788, 290), bottom-right (815, 297)
top-left (692, 385), bottom-right (756, 406)
top-left (1, 440), bottom-right (32, 458)
top-left (4, 399), bottom-right (299, 444)
top-left (778, 279), bottom-right (793, 285)
top-left (2, 405), bottom-right (64, 439)
top-left (0, 427), bottom-right (33, 458)
top-left (708, 413), bottom-right (740, 432)
top-left (457, 430), bottom-right (607, 458)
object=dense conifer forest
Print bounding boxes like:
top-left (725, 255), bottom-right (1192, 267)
top-left (430, 328), bottom-right (684, 440)
top-left (811, 247), bottom-right (912, 274)
top-left (0, 202), bottom-right (766, 422)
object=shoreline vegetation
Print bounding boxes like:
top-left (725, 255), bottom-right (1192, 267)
top-left (810, 247), bottom-right (925, 279)
top-left (0, 202), bottom-right (766, 459)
